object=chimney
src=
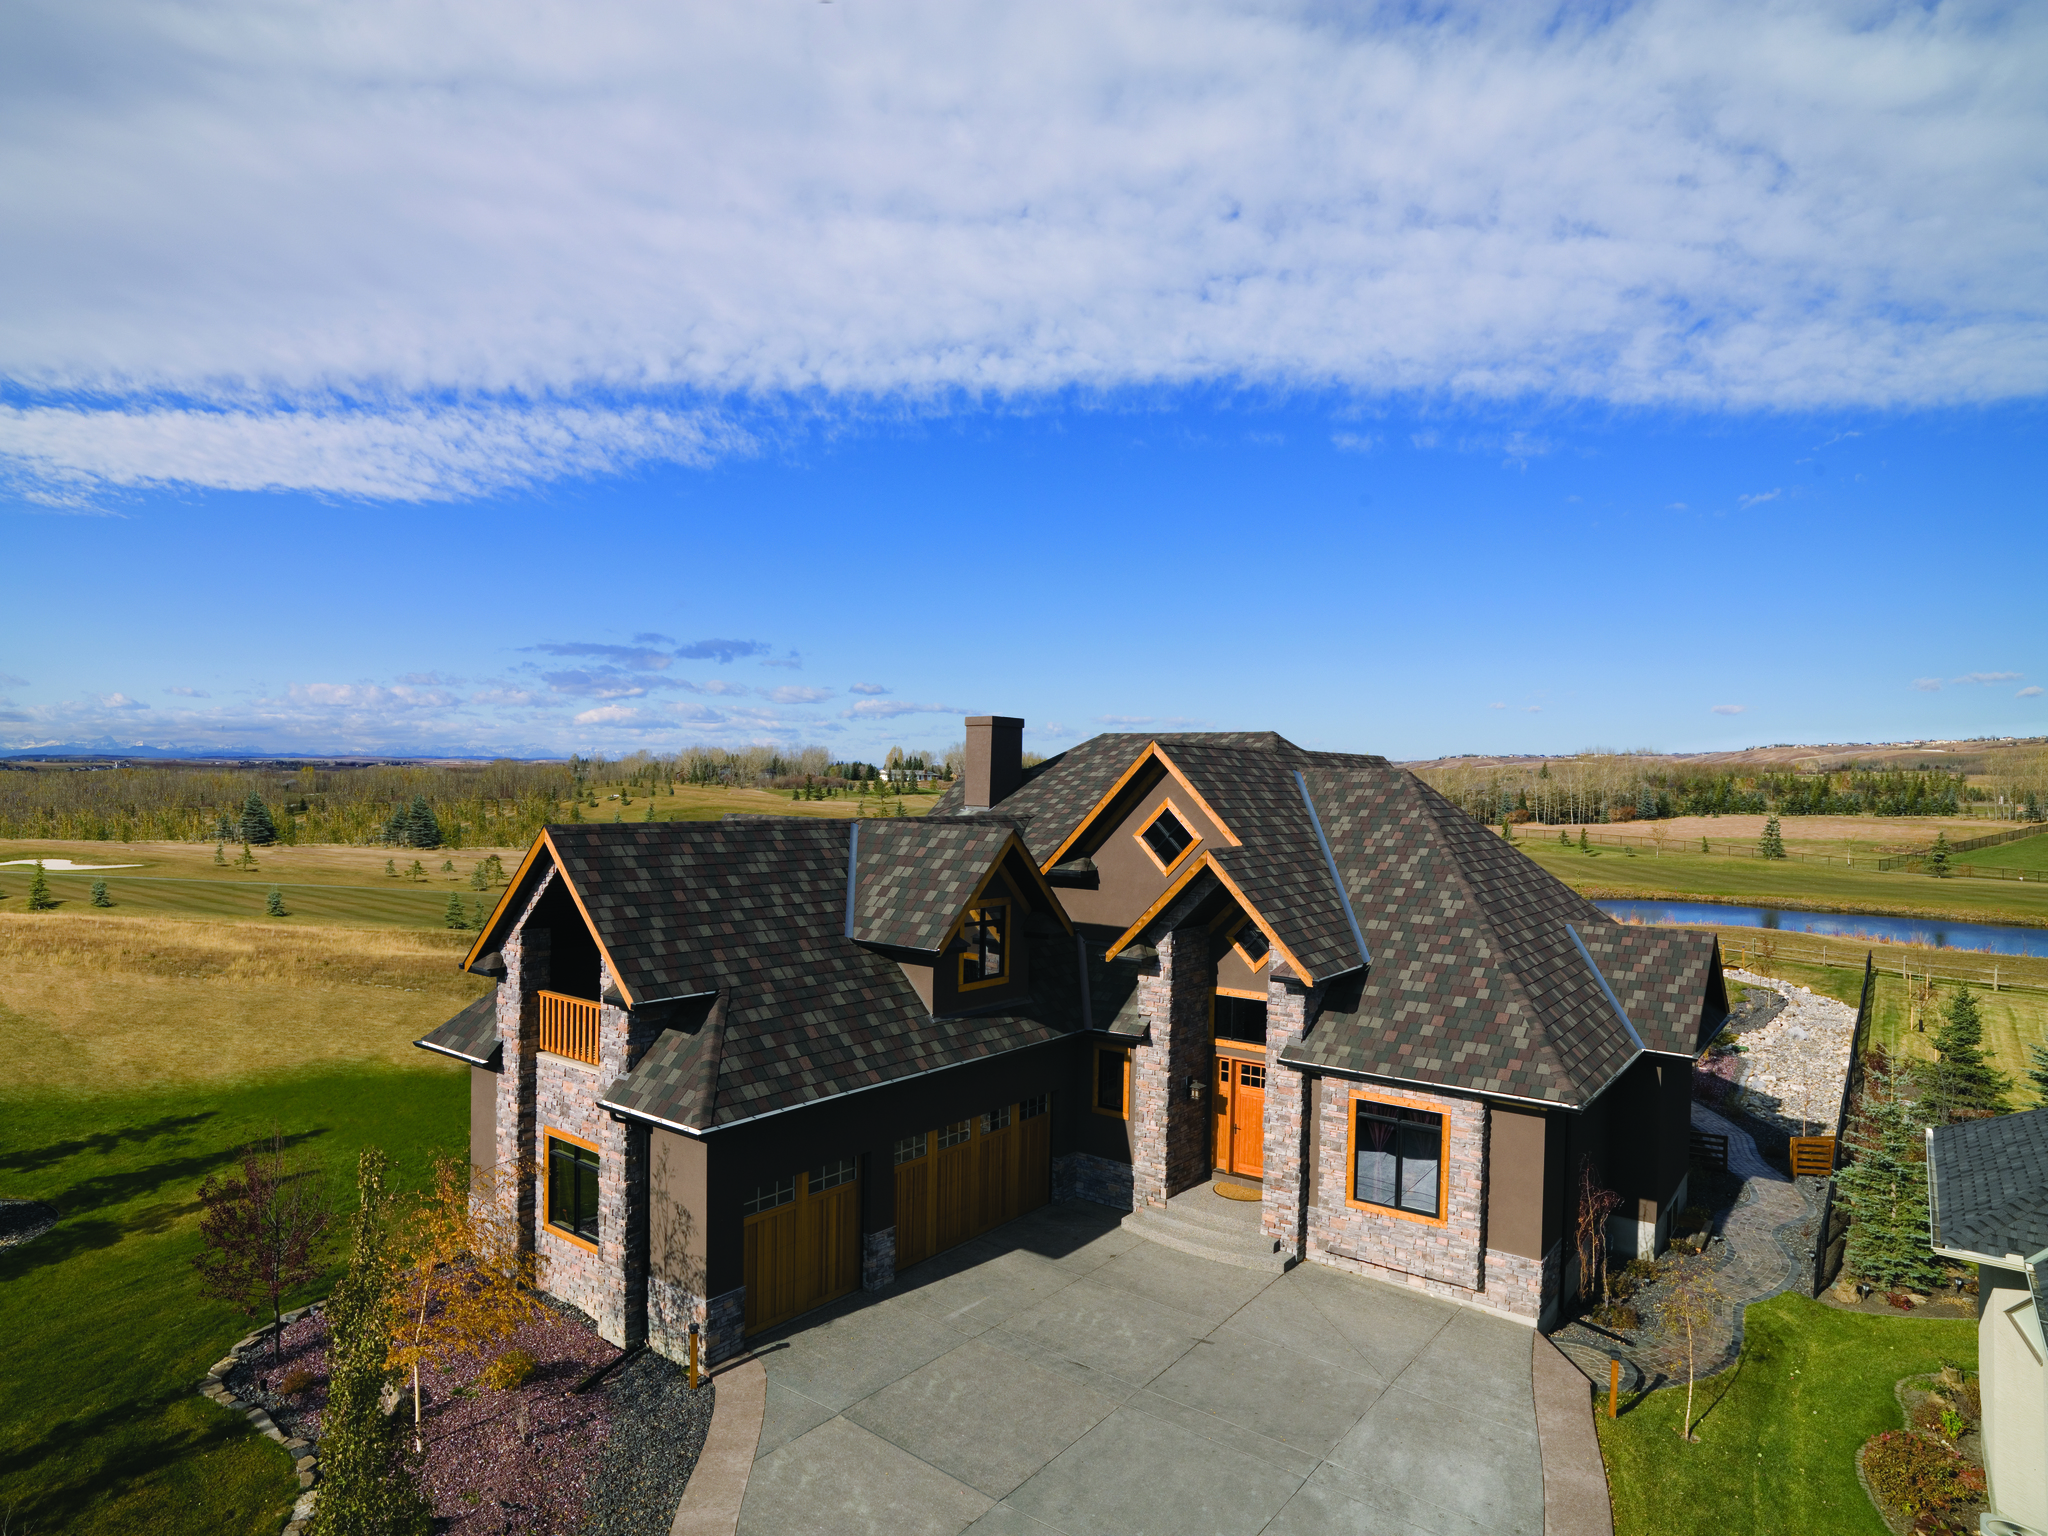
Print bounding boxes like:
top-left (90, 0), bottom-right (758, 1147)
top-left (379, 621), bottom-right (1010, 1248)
top-left (964, 716), bottom-right (1024, 809)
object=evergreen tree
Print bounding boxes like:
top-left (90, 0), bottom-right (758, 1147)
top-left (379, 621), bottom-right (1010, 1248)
top-left (2025, 1043), bottom-right (2048, 1108)
top-left (91, 878), bottom-right (112, 907)
top-left (384, 859), bottom-right (397, 878)
top-left (1577, 827), bottom-right (1591, 853)
top-left (1558, 829), bottom-right (1570, 846)
top-left (569, 803), bottom-right (583, 823)
top-left (1757, 816), bottom-right (1786, 860)
top-left (406, 859), bottom-right (425, 882)
top-left (1837, 1050), bottom-right (1945, 1292)
top-left (27, 860), bottom-right (56, 911)
top-left (1700, 836), bottom-right (1710, 853)
top-left (443, 893), bottom-right (466, 929)
top-left (236, 843), bottom-right (259, 871)
top-left (1923, 986), bottom-right (2012, 1122)
top-left (266, 888), bottom-right (288, 917)
top-left (467, 864), bottom-right (489, 892)
top-left (644, 802), bottom-right (655, 821)
top-left (1928, 831), bottom-right (1951, 878)
top-left (239, 792), bottom-right (278, 846)
top-left (405, 796), bottom-right (442, 849)
top-left (215, 842), bottom-right (229, 866)
top-left (440, 859), bottom-right (455, 875)
top-left (213, 811), bottom-right (235, 842)
top-left (314, 1150), bottom-right (432, 1536)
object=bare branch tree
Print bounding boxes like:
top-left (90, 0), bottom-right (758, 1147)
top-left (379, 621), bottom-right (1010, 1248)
top-left (193, 1129), bottom-right (331, 1363)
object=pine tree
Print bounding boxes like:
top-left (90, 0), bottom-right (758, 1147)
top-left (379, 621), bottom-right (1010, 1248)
top-left (213, 811), bottom-right (236, 843)
top-left (468, 864), bottom-right (488, 892)
top-left (440, 859), bottom-right (454, 875)
top-left (1928, 831), bottom-right (1951, 878)
top-left (2026, 1043), bottom-right (2048, 1108)
top-left (443, 893), bottom-right (466, 929)
top-left (236, 843), bottom-right (259, 871)
top-left (406, 860), bottom-right (425, 882)
top-left (1758, 816), bottom-right (1786, 860)
top-left (90, 878), bottom-right (112, 907)
top-left (215, 842), bottom-right (229, 866)
top-left (1838, 1050), bottom-right (1945, 1292)
top-left (644, 802), bottom-right (655, 821)
top-left (569, 801), bottom-right (583, 823)
top-left (239, 792), bottom-right (278, 846)
top-left (27, 860), bottom-right (56, 911)
top-left (1700, 836), bottom-right (1710, 853)
top-left (1558, 829), bottom-right (1570, 846)
top-left (405, 796), bottom-right (441, 850)
top-left (266, 888), bottom-right (288, 917)
top-left (1924, 986), bottom-right (2012, 1122)
top-left (1577, 827), bottom-right (1591, 853)
top-left (384, 859), bottom-right (398, 878)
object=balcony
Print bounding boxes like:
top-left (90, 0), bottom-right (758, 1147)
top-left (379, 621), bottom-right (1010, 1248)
top-left (538, 990), bottom-right (600, 1065)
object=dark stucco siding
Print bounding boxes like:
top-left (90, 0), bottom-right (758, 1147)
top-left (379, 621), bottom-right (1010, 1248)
top-left (470, 1064), bottom-right (498, 1175)
top-left (1486, 1105), bottom-right (1548, 1260)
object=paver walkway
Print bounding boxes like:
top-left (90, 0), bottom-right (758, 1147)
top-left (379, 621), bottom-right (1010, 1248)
top-left (736, 1197), bottom-right (1544, 1536)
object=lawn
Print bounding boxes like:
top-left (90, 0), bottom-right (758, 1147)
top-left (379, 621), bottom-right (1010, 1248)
top-left (1953, 831), bottom-right (2048, 871)
top-left (0, 907), bottom-right (479, 1534)
top-left (1597, 1292), bottom-right (1978, 1536)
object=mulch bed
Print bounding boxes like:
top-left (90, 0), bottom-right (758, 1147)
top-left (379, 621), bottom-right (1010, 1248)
top-left (225, 1296), bottom-right (712, 1534)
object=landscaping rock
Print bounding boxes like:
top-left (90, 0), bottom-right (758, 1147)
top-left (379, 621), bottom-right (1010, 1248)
top-left (0, 1198), bottom-right (59, 1251)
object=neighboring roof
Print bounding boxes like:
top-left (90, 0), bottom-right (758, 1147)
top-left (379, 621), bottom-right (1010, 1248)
top-left (1929, 1108), bottom-right (2048, 1264)
top-left (415, 992), bottom-right (501, 1066)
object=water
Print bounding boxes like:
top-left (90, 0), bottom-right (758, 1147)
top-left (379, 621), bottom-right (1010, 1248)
top-left (1593, 900), bottom-right (2048, 959)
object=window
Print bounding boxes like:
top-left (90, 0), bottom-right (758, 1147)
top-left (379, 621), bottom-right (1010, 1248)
top-left (937, 1119), bottom-right (973, 1150)
top-left (981, 1105), bottom-right (1012, 1135)
top-left (743, 1173), bottom-right (796, 1215)
top-left (1020, 1094), bottom-right (1049, 1120)
top-left (1136, 803), bottom-right (1197, 872)
top-left (959, 904), bottom-right (1007, 988)
top-left (1350, 1100), bottom-right (1443, 1219)
top-left (1094, 1049), bottom-right (1129, 1118)
top-left (1232, 924), bottom-right (1270, 970)
top-left (893, 1132), bottom-right (928, 1165)
top-left (811, 1156), bottom-right (856, 1193)
top-left (1214, 995), bottom-right (1268, 1043)
top-left (545, 1134), bottom-right (600, 1244)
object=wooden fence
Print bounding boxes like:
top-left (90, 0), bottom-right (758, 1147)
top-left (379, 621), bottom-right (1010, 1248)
top-left (539, 990), bottom-right (601, 1065)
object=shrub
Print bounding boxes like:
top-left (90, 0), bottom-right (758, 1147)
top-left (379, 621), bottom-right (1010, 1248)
top-left (477, 1347), bottom-right (536, 1392)
top-left (278, 1365), bottom-right (318, 1396)
top-left (1589, 1304), bottom-right (1640, 1331)
top-left (1860, 1430), bottom-right (1984, 1528)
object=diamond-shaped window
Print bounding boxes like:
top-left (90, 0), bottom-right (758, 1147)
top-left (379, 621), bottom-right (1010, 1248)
top-left (1137, 803), bottom-right (1197, 871)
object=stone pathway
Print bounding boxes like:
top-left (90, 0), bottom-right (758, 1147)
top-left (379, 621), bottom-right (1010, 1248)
top-left (1712, 969), bottom-right (1858, 1138)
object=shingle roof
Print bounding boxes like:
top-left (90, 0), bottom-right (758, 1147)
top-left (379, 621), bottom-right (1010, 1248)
top-left (415, 992), bottom-right (500, 1066)
top-left (1576, 924), bottom-right (1726, 1057)
top-left (1929, 1108), bottom-right (2048, 1263)
top-left (523, 820), bottom-right (1075, 1130)
top-left (850, 819), bottom-right (1024, 952)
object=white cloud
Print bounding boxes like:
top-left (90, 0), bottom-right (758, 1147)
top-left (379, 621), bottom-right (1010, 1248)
top-left (1331, 432), bottom-right (1379, 454)
top-left (1488, 702), bottom-right (1506, 709)
top-left (766, 685), bottom-right (832, 704)
top-left (96, 692), bottom-right (148, 710)
top-left (163, 686), bottom-right (209, 697)
top-left (1711, 704), bottom-right (1745, 715)
top-left (1954, 671), bottom-right (2022, 685)
top-left (1737, 488), bottom-right (1782, 509)
top-left (573, 704), bottom-right (641, 725)
top-left (842, 700), bottom-right (964, 719)
top-left (848, 682), bottom-right (891, 696)
top-left (1666, 502), bottom-right (1688, 511)
top-left (289, 682), bottom-right (457, 710)
top-left (2019, 685), bottom-right (2044, 699)
top-left (1, 1), bottom-right (2042, 498)
top-left (1524, 706), bottom-right (1542, 713)
top-left (1914, 678), bottom-right (1944, 692)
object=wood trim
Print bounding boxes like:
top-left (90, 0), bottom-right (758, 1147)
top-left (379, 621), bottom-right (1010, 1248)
top-left (537, 830), bottom-right (639, 1007)
top-left (1341, 1087), bottom-right (1451, 1228)
top-left (1214, 986), bottom-right (1268, 1002)
top-left (541, 1126), bottom-right (602, 1253)
top-left (1133, 796), bottom-right (1203, 876)
top-left (1093, 1046), bottom-right (1130, 1119)
top-left (955, 899), bottom-right (1013, 991)
top-left (1149, 746), bottom-right (1243, 850)
top-left (1038, 741), bottom-right (1244, 875)
top-left (1102, 852), bottom-right (1313, 984)
top-left (1214, 1039), bottom-right (1266, 1063)
top-left (538, 990), bottom-right (601, 1064)
top-left (460, 832), bottom-right (557, 972)
top-left (1228, 916), bottom-right (1271, 975)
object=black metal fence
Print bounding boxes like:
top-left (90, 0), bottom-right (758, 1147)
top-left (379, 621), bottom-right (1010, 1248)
top-left (1810, 952), bottom-right (1876, 1297)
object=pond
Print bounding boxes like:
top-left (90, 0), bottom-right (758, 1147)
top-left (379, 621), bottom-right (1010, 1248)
top-left (1593, 900), bottom-right (2048, 959)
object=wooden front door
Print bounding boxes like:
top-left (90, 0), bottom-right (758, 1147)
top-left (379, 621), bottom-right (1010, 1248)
top-left (743, 1161), bottom-right (860, 1335)
top-left (1213, 1053), bottom-right (1266, 1179)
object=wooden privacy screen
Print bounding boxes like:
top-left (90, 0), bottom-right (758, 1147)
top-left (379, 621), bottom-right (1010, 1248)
top-left (538, 991), bottom-right (600, 1065)
top-left (743, 1173), bottom-right (861, 1335)
top-left (893, 1102), bottom-right (1051, 1272)
top-left (1788, 1136), bottom-right (1837, 1178)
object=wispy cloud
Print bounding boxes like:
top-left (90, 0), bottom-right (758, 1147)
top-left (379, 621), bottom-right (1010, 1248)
top-left (1814, 431), bottom-right (1862, 450)
top-left (1954, 671), bottom-right (2022, 685)
top-left (1737, 488), bottom-right (1782, 509)
top-left (1711, 704), bottom-right (1745, 715)
top-left (531, 642), bottom-right (674, 671)
top-left (1914, 678), bottom-right (1944, 692)
top-left (842, 699), bottom-right (963, 719)
top-left (96, 692), bottom-right (149, 711)
top-left (163, 686), bottom-right (209, 698)
top-left (1331, 432), bottom-right (1379, 454)
top-left (0, 674), bottom-right (27, 688)
top-left (1488, 702), bottom-right (1506, 709)
top-left (848, 682), bottom-right (890, 696)
top-left (2018, 686), bottom-right (2043, 699)
top-left (765, 685), bottom-right (832, 704)
top-left (675, 639), bottom-right (769, 663)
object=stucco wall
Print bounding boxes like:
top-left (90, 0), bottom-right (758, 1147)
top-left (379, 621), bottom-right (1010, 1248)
top-left (1981, 1265), bottom-right (2048, 1531)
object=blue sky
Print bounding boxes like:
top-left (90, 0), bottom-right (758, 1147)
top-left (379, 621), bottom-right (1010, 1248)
top-left (2, 2), bottom-right (2043, 763)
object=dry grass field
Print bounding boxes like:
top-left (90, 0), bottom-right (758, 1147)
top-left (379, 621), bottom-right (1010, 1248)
top-left (1538, 811), bottom-right (2000, 858)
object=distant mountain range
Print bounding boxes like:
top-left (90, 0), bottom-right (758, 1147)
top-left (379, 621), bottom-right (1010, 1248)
top-left (1, 740), bottom-right (522, 762)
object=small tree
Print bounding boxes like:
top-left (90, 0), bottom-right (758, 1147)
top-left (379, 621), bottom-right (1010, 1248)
top-left (239, 793), bottom-right (278, 846)
top-left (90, 877), bottom-right (112, 907)
top-left (1662, 1266), bottom-right (1723, 1440)
top-left (405, 859), bottom-right (425, 882)
top-left (443, 893), bottom-right (466, 930)
top-left (1923, 986), bottom-right (2012, 1122)
top-left (235, 843), bottom-right (259, 871)
top-left (386, 1155), bottom-right (544, 1452)
top-left (1700, 836), bottom-right (1710, 853)
top-left (1757, 816), bottom-right (1786, 860)
top-left (192, 1131), bottom-right (331, 1363)
top-left (213, 811), bottom-right (235, 842)
top-left (316, 1149), bottom-right (432, 1536)
top-left (1838, 1049), bottom-right (1945, 1293)
top-left (2025, 1043), bottom-right (2048, 1108)
top-left (467, 863), bottom-right (489, 891)
top-left (26, 860), bottom-right (56, 911)
top-left (214, 841), bottom-right (228, 865)
top-left (1929, 831), bottom-right (1951, 878)
top-left (1574, 1159), bottom-right (1623, 1305)
top-left (266, 887), bottom-right (288, 917)
top-left (1578, 827), bottom-right (1591, 853)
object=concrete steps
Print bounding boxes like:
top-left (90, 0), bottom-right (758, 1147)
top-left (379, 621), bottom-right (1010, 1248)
top-left (1121, 1182), bottom-right (1295, 1275)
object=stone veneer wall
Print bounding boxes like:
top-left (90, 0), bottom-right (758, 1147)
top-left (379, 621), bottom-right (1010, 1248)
top-left (1129, 927), bottom-right (1214, 1209)
top-left (1261, 963), bottom-right (1321, 1252)
top-left (863, 1227), bottom-right (895, 1292)
top-left (1053, 1152), bottom-right (1135, 1210)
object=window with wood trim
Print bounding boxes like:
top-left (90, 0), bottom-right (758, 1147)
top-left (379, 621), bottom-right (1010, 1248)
top-left (743, 1173), bottom-right (796, 1215)
top-left (810, 1156), bottom-right (857, 1193)
top-left (958, 903), bottom-right (1008, 988)
top-left (1214, 994), bottom-right (1268, 1044)
top-left (545, 1133), bottom-right (600, 1244)
top-left (980, 1104), bottom-right (1012, 1135)
top-left (1136, 802), bottom-right (1198, 872)
top-left (937, 1119), bottom-right (973, 1150)
top-left (1349, 1099), bottom-right (1445, 1220)
top-left (1094, 1048), bottom-right (1129, 1118)
top-left (1232, 923), bottom-right (1270, 971)
top-left (1020, 1094), bottom-right (1049, 1120)
top-left (893, 1132), bottom-right (928, 1165)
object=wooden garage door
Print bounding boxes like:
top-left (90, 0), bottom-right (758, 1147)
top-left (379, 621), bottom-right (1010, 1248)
top-left (892, 1095), bottom-right (1051, 1273)
top-left (742, 1157), bottom-right (860, 1335)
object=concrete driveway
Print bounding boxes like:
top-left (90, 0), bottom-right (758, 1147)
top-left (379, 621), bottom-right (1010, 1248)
top-left (736, 1199), bottom-right (1543, 1536)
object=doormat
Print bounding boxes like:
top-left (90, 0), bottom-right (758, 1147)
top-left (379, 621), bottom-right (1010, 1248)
top-left (1214, 1183), bottom-right (1261, 1202)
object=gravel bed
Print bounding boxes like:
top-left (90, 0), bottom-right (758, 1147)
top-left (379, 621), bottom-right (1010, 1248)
top-left (1701, 969), bottom-right (1858, 1141)
top-left (577, 1351), bottom-right (714, 1536)
top-left (0, 1198), bottom-right (59, 1250)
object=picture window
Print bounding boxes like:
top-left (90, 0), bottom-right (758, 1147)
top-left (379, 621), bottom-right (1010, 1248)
top-left (1351, 1102), bottom-right (1443, 1218)
top-left (545, 1135), bottom-right (600, 1243)
top-left (1214, 995), bottom-right (1268, 1043)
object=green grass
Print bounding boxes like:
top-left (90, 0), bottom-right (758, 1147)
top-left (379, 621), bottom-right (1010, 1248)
top-left (1597, 1292), bottom-right (1977, 1536)
top-left (1518, 840), bottom-right (2048, 929)
top-left (0, 868), bottom-right (486, 929)
top-left (0, 1065), bottom-right (467, 1534)
top-left (1952, 831), bottom-right (2048, 871)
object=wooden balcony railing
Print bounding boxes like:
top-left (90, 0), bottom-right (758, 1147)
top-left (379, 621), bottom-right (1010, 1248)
top-left (538, 990), bottom-right (600, 1065)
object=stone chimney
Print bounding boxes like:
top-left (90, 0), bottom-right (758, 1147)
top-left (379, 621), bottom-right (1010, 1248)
top-left (964, 716), bottom-right (1024, 809)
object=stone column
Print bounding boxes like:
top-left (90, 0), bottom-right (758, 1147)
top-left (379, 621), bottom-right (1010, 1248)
top-left (1263, 960), bottom-right (1318, 1255)
top-left (497, 917), bottom-right (547, 1246)
top-left (1130, 925), bottom-right (1215, 1209)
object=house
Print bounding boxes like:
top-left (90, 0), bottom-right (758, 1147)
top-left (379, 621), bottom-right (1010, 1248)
top-left (417, 716), bottom-right (1727, 1365)
top-left (1928, 1107), bottom-right (2048, 1533)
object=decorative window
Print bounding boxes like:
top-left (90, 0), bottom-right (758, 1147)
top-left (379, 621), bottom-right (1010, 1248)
top-left (893, 1132), bottom-right (928, 1165)
top-left (937, 1119), bottom-right (973, 1149)
top-left (1136, 803), bottom-right (1198, 872)
top-left (958, 903), bottom-right (1008, 988)
top-left (1020, 1094), bottom-right (1049, 1120)
top-left (810, 1156), bottom-right (856, 1193)
top-left (1094, 1048), bottom-right (1129, 1118)
top-left (1213, 995), bottom-right (1268, 1044)
top-left (544, 1133), bottom-right (600, 1245)
top-left (981, 1105), bottom-right (1012, 1135)
top-left (743, 1173), bottom-right (796, 1215)
top-left (1349, 1099), bottom-right (1444, 1220)
top-left (1232, 924), bottom-right (1270, 970)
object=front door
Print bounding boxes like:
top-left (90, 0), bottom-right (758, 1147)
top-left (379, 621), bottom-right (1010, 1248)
top-left (1213, 1051), bottom-right (1266, 1178)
